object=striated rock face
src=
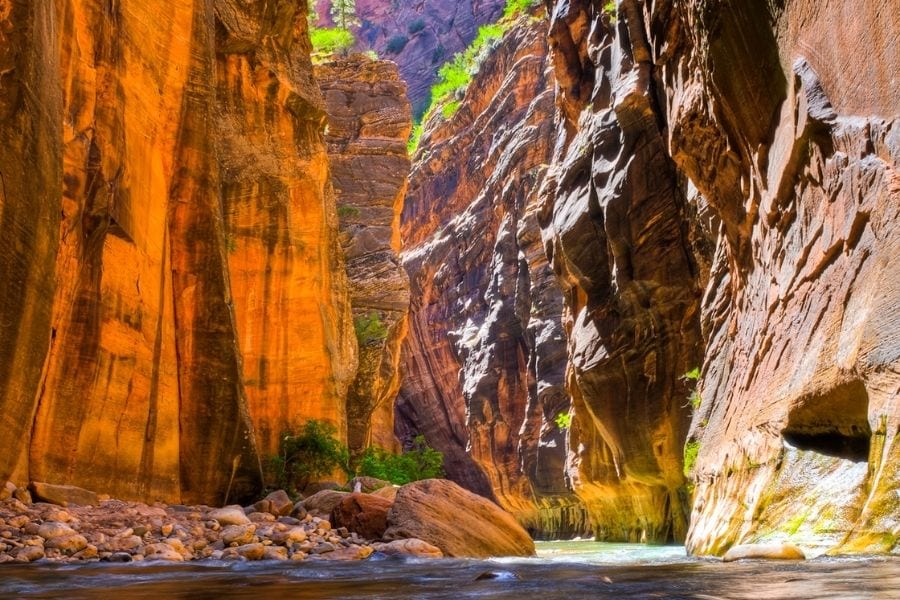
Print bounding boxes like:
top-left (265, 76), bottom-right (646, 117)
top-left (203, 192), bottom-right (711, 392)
top-left (654, 0), bottom-right (900, 557)
top-left (541, 1), bottom-right (703, 542)
top-left (316, 56), bottom-right (412, 455)
top-left (313, 0), bottom-right (506, 115)
top-left (398, 15), bottom-right (587, 538)
top-left (544, 0), bottom-right (899, 553)
top-left (0, 0), bottom-right (355, 505)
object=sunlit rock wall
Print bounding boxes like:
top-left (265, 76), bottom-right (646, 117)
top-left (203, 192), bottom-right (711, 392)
top-left (544, 0), bottom-right (899, 553)
top-left (0, 0), bottom-right (355, 505)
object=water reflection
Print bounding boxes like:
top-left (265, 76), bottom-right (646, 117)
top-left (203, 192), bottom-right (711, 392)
top-left (1, 542), bottom-right (896, 599)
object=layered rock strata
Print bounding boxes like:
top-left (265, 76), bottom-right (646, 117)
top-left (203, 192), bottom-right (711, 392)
top-left (398, 15), bottom-right (588, 538)
top-left (540, 1), bottom-right (703, 543)
top-left (544, 0), bottom-right (899, 553)
top-left (316, 56), bottom-right (412, 455)
top-left (0, 0), bottom-right (355, 505)
top-left (312, 0), bottom-right (506, 114)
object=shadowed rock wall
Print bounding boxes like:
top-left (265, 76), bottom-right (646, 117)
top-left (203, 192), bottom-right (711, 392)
top-left (398, 14), bottom-right (589, 538)
top-left (317, 56), bottom-right (412, 455)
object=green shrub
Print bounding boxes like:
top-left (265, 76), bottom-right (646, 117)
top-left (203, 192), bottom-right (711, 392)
top-left (555, 412), bottom-right (572, 430)
top-left (441, 100), bottom-right (461, 118)
top-left (407, 122), bottom-right (424, 154)
top-left (355, 435), bottom-right (444, 484)
top-left (386, 34), bottom-right (409, 54)
top-left (337, 205), bottom-right (361, 219)
top-left (269, 420), bottom-right (350, 496)
top-left (408, 18), bottom-right (426, 35)
top-left (310, 27), bottom-right (355, 55)
top-left (354, 312), bottom-right (388, 345)
top-left (363, 49), bottom-right (379, 60)
top-left (681, 367), bottom-right (701, 381)
top-left (683, 440), bottom-right (701, 477)
top-left (503, 0), bottom-right (538, 20)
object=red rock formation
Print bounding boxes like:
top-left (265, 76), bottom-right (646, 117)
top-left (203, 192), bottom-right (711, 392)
top-left (0, 0), bottom-right (355, 505)
top-left (540, 1), bottom-right (702, 543)
top-left (312, 0), bottom-right (506, 114)
top-left (316, 56), bottom-right (412, 455)
top-left (543, 0), bottom-right (899, 553)
top-left (398, 14), bottom-right (587, 538)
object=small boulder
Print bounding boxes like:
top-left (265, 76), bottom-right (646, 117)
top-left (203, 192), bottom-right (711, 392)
top-left (209, 506), bottom-right (251, 526)
top-left (29, 482), bottom-right (98, 506)
top-left (303, 481), bottom-right (343, 496)
top-left (262, 546), bottom-right (289, 560)
top-left (143, 543), bottom-right (184, 562)
top-left (383, 479), bottom-right (534, 558)
top-left (318, 545), bottom-right (374, 561)
top-left (13, 488), bottom-right (32, 504)
top-left (0, 481), bottom-right (15, 501)
top-left (302, 490), bottom-right (348, 520)
top-left (221, 524), bottom-right (257, 546)
top-left (255, 490), bottom-right (294, 516)
top-left (234, 543), bottom-right (266, 560)
top-left (291, 502), bottom-right (308, 520)
top-left (372, 538), bottom-right (443, 558)
top-left (37, 522), bottom-right (76, 540)
top-left (331, 493), bottom-right (392, 540)
top-left (723, 543), bottom-right (806, 562)
top-left (45, 534), bottom-right (88, 555)
top-left (14, 545), bottom-right (45, 563)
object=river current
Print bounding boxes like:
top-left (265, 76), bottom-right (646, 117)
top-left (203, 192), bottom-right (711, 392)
top-left (1, 542), bottom-right (896, 599)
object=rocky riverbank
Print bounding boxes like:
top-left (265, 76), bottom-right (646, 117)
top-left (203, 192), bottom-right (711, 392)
top-left (0, 478), bottom-right (533, 564)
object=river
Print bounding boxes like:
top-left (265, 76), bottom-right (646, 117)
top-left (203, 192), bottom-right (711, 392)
top-left (1, 542), bottom-right (896, 599)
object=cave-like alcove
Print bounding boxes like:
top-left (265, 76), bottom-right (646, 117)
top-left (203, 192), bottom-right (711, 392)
top-left (781, 380), bottom-right (871, 462)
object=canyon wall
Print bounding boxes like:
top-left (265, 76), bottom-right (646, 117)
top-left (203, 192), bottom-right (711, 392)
top-left (541, 0), bottom-right (702, 543)
top-left (0, 0), bottom-right (356, 505)
top-left (312, 0), bottom-right (506, 115)
top-left (316, 56), bottom-right (412, 455)
top-left (543, 0), bottom-right (899, 553)
top-left (398, 15), bottom-right (588, 538)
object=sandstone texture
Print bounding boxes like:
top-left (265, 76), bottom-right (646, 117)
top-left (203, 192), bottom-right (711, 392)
top-left (313, 0), bottom-right (506, 115)
top-left (317, 56), bottom-right (413, 455)
top-left (383, 479), bottom-right (535, 558)
top-left (541, 0), bottom-right (703, 543)
top-left (398, 14), bottom-right (588, 538)
top-left (0, 0), bottom-right (355, 505)
top-left (543, 0), bottom-right (899, 554)
top-left (330, 492), bottom-right (392, 539)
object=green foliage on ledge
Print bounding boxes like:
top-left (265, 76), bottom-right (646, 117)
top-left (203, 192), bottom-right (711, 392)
top-left (683, 440), bottom-right (701, 477)
top-left (354, 312), bottom-right (389, 345)
top-left (407, 0), bottom-right (540, 152)
top-left (310, 27), bottom-right (355, 58)
top-left (356, 435), bottom-right (444, 484)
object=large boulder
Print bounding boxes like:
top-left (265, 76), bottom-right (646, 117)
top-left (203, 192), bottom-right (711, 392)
top-left (331, 493), bottom-right (392, 540)
top-left (30, 482), bottom-right (98, 506)
top-left (383, 479), bottom-right (535, 558)
top-left (372, 538), bottom-right (443, 558)
top-left (302, 490), bottom-right (348, 520)
top-left (254, 490), bottom-right (294, 516)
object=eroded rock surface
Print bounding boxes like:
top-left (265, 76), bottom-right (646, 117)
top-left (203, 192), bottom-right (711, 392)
top-left (543, 0), bottom-right (899, 554)
top-left (0, 0), bottom-right (355, 505)
top-left (541, 1), bottom-right (702, 542)
top-left (317, 56), bottom-right (412, 455)
top-left (398, 14), bottom-right (587, 538)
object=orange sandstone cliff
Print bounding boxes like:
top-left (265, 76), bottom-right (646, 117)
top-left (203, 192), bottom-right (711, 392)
top-left (0, 0), bottom-right (356, 505)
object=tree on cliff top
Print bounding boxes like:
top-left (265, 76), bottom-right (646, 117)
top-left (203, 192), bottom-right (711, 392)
top-left (331, 0), bottom-right (360, 31)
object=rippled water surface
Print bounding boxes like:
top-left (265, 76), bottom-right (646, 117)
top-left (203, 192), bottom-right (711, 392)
top-left (2, 542), bottom-right (897, 599)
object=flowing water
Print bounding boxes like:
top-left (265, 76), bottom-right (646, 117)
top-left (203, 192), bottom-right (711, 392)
top-left (1, 542), bottom-right (897, 599)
